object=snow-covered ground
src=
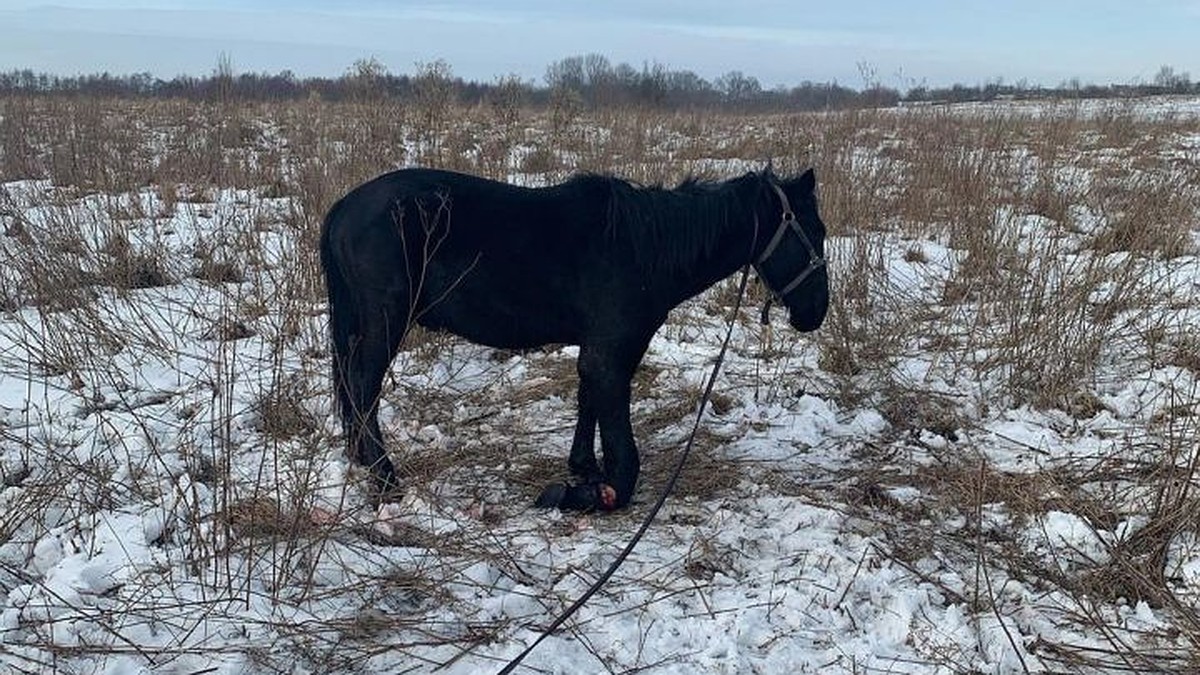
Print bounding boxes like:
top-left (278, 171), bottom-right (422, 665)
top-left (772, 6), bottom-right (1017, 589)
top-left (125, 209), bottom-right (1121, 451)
top-left (902, 93), bottom-right (1200, 120)
top-left (1, 97), bottom-right (1199, 674)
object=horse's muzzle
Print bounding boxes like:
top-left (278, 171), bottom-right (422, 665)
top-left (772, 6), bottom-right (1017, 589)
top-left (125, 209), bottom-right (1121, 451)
top-left (788, 309), bottom-right (826, 332)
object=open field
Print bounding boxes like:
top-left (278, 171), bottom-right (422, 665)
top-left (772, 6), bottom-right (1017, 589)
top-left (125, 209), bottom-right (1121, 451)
top-left (1, 94), bottom-right (1199, 674)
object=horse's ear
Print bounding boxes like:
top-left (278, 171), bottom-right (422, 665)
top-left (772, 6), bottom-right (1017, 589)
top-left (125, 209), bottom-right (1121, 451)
top-left (762, 159), bottom-right (776, 178)
top-left (799, 168), bottom-right (816, 194)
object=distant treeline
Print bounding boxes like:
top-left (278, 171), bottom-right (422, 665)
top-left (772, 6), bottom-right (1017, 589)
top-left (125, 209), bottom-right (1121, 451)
top-left (0, 55), bottom-right (1195, 111)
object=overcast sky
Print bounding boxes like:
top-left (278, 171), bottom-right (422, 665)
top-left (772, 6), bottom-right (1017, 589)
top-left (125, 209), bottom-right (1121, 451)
top-left (1, 1), bottom-right (1198, 89)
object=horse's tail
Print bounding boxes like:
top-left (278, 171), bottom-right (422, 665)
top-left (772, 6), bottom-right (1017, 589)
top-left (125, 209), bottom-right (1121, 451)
top-left (319, 198), bottom-right (356, 433)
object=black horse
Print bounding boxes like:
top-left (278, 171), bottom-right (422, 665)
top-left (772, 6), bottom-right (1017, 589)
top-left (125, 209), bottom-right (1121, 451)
top-left (320, 166), bottom-right (829, 511)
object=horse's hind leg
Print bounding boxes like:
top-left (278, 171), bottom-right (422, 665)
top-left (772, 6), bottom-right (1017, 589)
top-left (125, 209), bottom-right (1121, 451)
top-left (345, 315), bottom-right (406, 493)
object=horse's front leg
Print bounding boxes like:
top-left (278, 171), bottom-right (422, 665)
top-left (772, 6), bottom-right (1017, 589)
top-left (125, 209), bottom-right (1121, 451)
top-left (535, 369), bottom-right (604, 510)
top-left (567, 370), bottom-right (600, 482)
top-left (594, 379), bottom-right (638, 509)
top-left (537, 336), bottom-right (648, 511)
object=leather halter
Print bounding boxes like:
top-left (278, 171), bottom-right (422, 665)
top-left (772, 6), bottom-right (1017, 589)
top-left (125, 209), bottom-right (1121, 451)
top-left (756, 181), bottom-right (826, 299)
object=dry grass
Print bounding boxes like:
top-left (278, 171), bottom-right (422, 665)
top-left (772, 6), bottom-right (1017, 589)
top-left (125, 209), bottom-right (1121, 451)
top-left (1, 92), bottom-right (1199, 673)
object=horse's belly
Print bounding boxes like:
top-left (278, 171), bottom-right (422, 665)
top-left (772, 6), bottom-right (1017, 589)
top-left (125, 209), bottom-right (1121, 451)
top-left (416, 256), bottom-right (583, 348)
top-left (419, 300), bottom-right (578, 349)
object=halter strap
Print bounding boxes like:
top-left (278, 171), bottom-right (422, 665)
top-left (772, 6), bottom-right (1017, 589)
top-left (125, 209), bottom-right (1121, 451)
top-left (756, 183), bottom-right (795, 265)
top-left (756, 180), bottom-right (826, 299)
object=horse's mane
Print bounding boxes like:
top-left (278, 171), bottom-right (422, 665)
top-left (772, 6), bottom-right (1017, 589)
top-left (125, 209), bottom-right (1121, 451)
top-left (568, 172), bottom-right (759, 274)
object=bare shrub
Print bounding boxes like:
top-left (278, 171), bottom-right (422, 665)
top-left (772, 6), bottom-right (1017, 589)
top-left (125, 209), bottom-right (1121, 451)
top-left (0, 96), bottom-right (44, 179)
top-left (1090, 169), bottom-right (1197, 258)
top-left (194, 257), bottom-right (245, 284)
top-left (99, 232), bottom-right (172, 289)
top-left (2, 89), bottom-right (1200, 673)
top-left (411, 59), bottom-right (457, 166)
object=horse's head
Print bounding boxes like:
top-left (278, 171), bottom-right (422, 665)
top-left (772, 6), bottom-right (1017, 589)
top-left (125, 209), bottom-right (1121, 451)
top-left (752, 168), bottom-right (829, 332)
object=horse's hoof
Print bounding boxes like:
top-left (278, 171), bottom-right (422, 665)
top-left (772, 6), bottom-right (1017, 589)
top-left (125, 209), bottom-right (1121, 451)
top-left (597, 483), bottom-right (617, 510)
top-left (535, 482), bottom-right (567, 508)
top-left (534, 482), bottom-right (619, 511)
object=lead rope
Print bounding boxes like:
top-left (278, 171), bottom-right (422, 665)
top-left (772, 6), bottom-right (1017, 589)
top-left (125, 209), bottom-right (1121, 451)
top-left (494, 262), bottom-right (755, 675)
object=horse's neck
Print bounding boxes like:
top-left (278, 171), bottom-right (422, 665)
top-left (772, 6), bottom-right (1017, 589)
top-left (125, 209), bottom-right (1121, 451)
top-left (660, 212), bottom-right (757, 305)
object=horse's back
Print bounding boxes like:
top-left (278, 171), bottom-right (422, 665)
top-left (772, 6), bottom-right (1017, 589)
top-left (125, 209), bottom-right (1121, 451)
top-left (325, 169), bottom-right (611, 349)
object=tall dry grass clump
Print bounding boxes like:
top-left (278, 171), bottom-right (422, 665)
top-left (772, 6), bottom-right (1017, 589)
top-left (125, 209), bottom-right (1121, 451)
top-left (1, 90), bottom-right (1199, 672)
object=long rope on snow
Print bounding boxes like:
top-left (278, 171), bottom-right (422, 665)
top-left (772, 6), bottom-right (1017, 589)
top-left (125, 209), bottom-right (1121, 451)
top-left (494, 262), bottom-right (754, 675)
